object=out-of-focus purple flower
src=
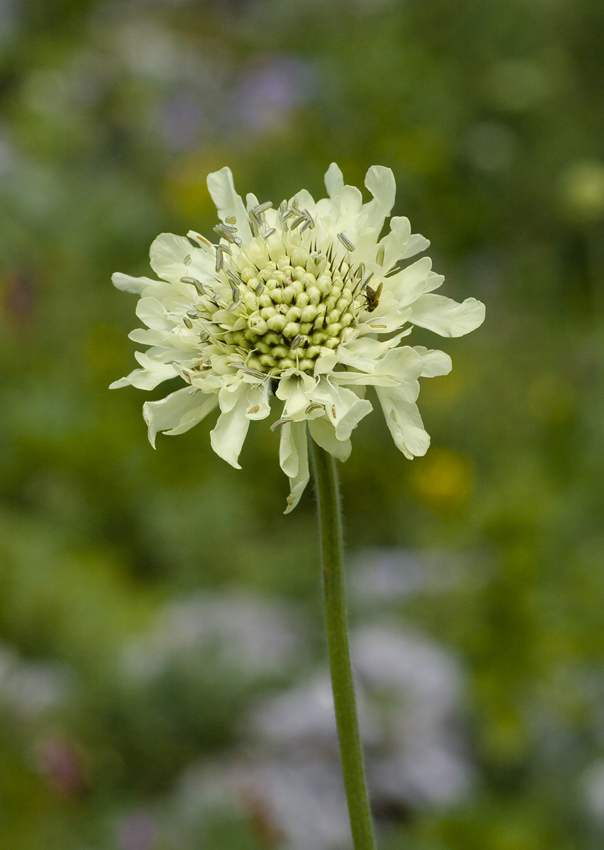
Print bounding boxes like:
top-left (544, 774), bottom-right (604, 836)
top-left (117, 812), bottom-right (159, 850)
top-left (156, 94), bottom-right (206, 152)
top-left (36, 735), bottom-right (89, 800)
top-left (235, 55), bottom-right (316, 133)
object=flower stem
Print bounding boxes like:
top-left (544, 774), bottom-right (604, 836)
top-left (310, 440), bottom-right (378, 850)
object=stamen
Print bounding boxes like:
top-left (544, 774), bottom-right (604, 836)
top-left (184, 254), bottom-right (192, 265)
top-left (305, 402), bottom-right (323, 414)
top-left (183, 316), bottom-right (193, 329)
top-left (249, 212), bottom-right (261, 238)
top-left (186, 309), bottom-right (199, 318)
top-left (228, 363), bottom-right (268, 379)
top-left (270, 417), bottom-right (291, 431)
top-left (225, 216), bottom-right (237, 225)
top-left (290, 334), bottom-right (304, 350)
top-left (226, 269), bottom-right (244, 288)
top-left (181, 276), bottom-right (206, 296)
top-left (215, 249), bottom-right (224, 272)
top-left (253, 201), bottom-right (273, 215)
top-left (213, 223), bottom-right (241, 245)
top-left (338, 233), bottom-right (355, 252)
top-left (360, 271), bottom-right (374, 291)
top-left (376, 245), bottom-right (385, 265)
top-left (255, 282), bottom-right (265, 295)
top-left (261, 227), bottom-right (276, 239)
top-left (290, 214), bottom-right (307, 230)
top-left (300, 210), bottom-right (314, 231)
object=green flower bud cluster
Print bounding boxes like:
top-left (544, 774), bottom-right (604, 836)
top-left (220, 246), bottom-right (363, 374)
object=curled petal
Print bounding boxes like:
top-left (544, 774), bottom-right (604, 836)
top-left (309, 416), bottom-right (352, 463)
top-left (112, 273), bottom-right (161, 295)
top-left (280, 421), bottom-right (310, 514)
top-left (376, 388), bottom-right (430, 459)
top-left (143, 388), bottom-right (217, 448)
top-left (408, 294), bottom-right (486, 337)
top-left (414, 346), bottom-right (453, 377)
top-left (210, 388), bottom-right (252, 469)
top-left (363, 165), bottom-right (396, 232)
top-left (206, 167), bottom-right (251, 241)
top-left (149, 233), bottom-right (200, 283)
top-left (135, 296), bottom-right (174, 332)
top-left (110, 353), bottom-right (177, 391)
top-left (313, 380), bottom-right (373, 441)
top-left (378, 217), bottom-right (430, 272)
top-left (324, 162), bottom-right (345, 198)
top-left (245, 384), bottom-right (271, 420)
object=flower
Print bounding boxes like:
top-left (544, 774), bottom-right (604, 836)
top-left (111, 164), bottom-right (485, 512)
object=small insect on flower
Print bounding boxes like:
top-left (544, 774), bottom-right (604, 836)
top-left (111, 163), bottom-right (485, 512)
top-left (364, 282), bottom-right (383, 313)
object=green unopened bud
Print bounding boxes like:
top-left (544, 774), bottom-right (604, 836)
top-left (243, 292), bottom-right (257, 311)
top-left (300, 305), bottom-right (318, 323)
top-left (307, 286), bottom-right (321, 305)
top-left (267, 314), bottom-right (286, 332)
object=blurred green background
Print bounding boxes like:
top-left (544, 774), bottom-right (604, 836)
top-left (1, 0), bottom-right (604, 848)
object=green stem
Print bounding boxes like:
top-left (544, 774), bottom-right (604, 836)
top-left (311, 440), bottom-right (378, 850)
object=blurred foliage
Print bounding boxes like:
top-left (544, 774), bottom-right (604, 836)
top-left (1, 0), bottom-right (604, 847)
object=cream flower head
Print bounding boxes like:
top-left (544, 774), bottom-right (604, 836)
top-left (111, 164), bottom-right (485, 512)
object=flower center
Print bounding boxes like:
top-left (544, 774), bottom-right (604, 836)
top-left (222, 244), bottom-right (367, 374)
top-left (181, 206), bottom-right (381, 377)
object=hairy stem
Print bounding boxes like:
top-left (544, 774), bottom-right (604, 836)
top-left (311, 439), bottom-right (377, 850)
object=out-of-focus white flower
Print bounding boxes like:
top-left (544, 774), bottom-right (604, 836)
top-left (112, 164), bottom-right (485, 511)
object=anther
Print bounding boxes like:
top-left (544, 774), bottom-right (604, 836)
top-left (213, 223), bottom-right (240, 245)
top-left (183, 316), bottom-right (193, 329)
top-left (226, 269), bottom-right (244, 287)
top-left (376, 245), bottom-right (385, 265)
top-left (181, 276), bottom-right (206, 296)
top-left (270, 417), bottom-right (291, 431)
top-left (184, 254), bottom-right (192, 265)
top-left (290, 334), bottom-right (304, 350)
top-left (187, 309), bottom-right (199, 318)
top-left (360, 271), bottom-right (374, 291)
top-left (253, 201), bottom-right (273, 215)
top-left (215, 249), bottom-right (224, 272)
top-left (262, 227), bottom-right (276, 239)
top-left (300, 210), bottom-right (315, 232)
top-left (337, 233), bottom-right (356, 252)
top-left (225, 216), bottom-right (237, 225)
top-left (228, 363), bottom-right (268, 379)
top-left (290, 214), bottom-right (307, 230)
